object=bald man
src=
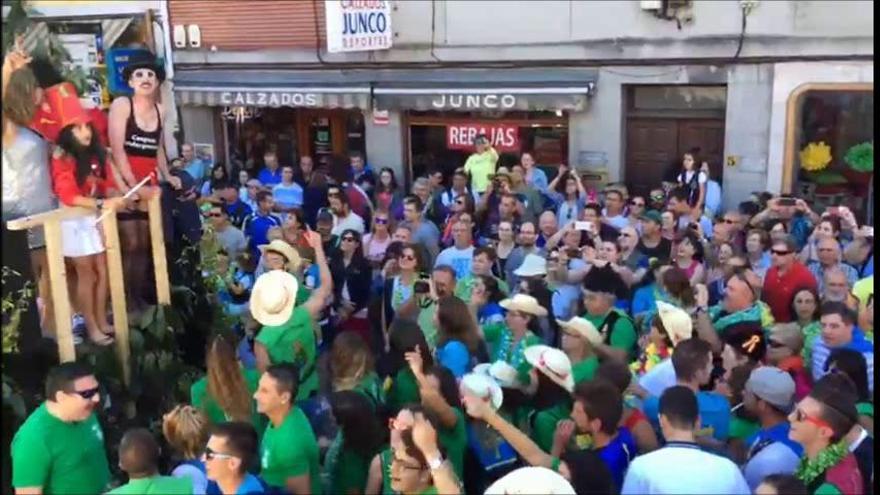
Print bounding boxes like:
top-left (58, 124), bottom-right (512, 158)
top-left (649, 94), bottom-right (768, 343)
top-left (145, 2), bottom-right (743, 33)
top-left (108, 428), bottom-right (192, 494)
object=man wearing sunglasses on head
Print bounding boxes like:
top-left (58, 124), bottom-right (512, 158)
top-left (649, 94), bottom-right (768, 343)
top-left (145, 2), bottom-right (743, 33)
top-left (11, 362), bottom-right (111, 494)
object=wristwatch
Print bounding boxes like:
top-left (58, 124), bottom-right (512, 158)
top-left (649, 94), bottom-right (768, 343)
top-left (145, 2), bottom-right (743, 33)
top-left (96, 198), bottom-right (104, 210)
top-left (427, 455), bottom-right (445, 471)
top-left (695, 306), bottom-right (708, 315)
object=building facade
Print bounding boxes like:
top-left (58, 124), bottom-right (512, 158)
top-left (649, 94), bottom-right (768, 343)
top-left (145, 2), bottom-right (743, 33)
top-left (168, 0), bottom-right (873, 214)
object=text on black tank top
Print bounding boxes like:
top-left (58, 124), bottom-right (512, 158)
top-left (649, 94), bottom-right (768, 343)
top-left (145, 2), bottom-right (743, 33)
top-left (124, 96), bottom-right (162, 158)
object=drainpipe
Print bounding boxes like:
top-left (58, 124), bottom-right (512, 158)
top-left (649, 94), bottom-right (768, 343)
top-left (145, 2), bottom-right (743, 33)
top-left (157, 0), bottom-right (179, 158)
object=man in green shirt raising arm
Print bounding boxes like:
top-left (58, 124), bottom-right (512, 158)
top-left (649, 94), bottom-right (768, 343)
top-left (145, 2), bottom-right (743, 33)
top-left (254, 363), bottom-right (322, 494)
top-left (11, 362), bottom-right (111, 494)
top-left (463, 134), bottom-right (498, 194)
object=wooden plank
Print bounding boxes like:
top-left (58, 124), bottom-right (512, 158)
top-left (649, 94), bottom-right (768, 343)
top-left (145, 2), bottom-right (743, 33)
top-left (7, 206), bottom-right (96, 231)
top-left (147, 193), bottom-right (170, 305)
top-left (101, 212), bottom-right (131, 386)
top-left (43, 221), bottom-right (75, 363)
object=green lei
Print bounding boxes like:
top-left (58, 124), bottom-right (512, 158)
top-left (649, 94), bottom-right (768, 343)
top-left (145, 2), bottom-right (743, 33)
top-left (795, 441), bottom-right (849, 486)
top-left (495, 327), bottom-right (532, 371)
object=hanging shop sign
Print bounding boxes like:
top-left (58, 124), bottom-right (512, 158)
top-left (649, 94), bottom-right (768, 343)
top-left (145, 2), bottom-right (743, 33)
top-left (372, 89), bottom-right (592, 112)
top-left (447, 123), bottom-right (520, 152)
top-left (219, 91), bottom-right (321, 107)
top-left (325, 0), bottom-right (393, 53)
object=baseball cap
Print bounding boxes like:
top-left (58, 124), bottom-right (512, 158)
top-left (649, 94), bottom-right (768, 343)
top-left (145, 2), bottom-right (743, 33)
top-left (745, 366), bottom-right (796, 413)
top-left (640, 209), bottom-right (663, 224)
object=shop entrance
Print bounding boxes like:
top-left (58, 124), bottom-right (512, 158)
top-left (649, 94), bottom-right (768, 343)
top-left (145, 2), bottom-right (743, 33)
top-left (623, 85), bottom-right (727, 197)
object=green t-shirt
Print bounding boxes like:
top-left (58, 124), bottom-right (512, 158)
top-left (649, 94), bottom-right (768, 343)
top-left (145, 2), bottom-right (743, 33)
top-left (437, 408), bottom-right (467, 479)
top-left (531, 402), bottom-right (573, 453)
top-left (463, 147), bottom-right (499, 193)
top-left (572, 356), bottom-right (599, 385)
top-left (483, 322), bottom-right (542, 384)
top-left (260, 407), bottom-right (321, 494)
top-left (417, 301), bottom-right (439, 350)
top-left (352, 372), bottom-right (386, 409)
top-left (455, 275), bottom-right (510, 301)
top-left (11, 403), bottom-right (111, 494)
top-left (107, 475), bottom-right (192, 494)
top-left (582, 310), bottom-right (638, 362)
top-left (379, 448), bottom-right (395, 495)
top-left (190, 367), bottom-right (266, 436)
top-left (256, 306), bottom-right (318, 400)
top-left (728, 415), bottom-right (760, 441)
top-left (387, 368), bottom-right (421, 414)
top-left (331, 445), bottom-right (373, 495)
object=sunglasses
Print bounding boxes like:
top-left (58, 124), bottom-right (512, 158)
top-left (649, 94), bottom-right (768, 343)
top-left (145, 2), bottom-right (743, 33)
top-left (400, 254), bottom-right (416, 262)
top-left (768, 339), bottom-right (786, 348)
top-left (341, 236), bottom-right (357, 242)
top-left (375, 218), bottom-right (389, 225)
top-left (71, 386), bottom-right (100, 400)
top-left (204, 447), bottom-right (237, 461)
top-left (770, 249), bottom-right (791, 256)
top-left (793, 408), bottom-right (833, 430)
top-left (629, 201), bottom-right (645, 207)
top-left (207, 213), bottom-right (222, 218)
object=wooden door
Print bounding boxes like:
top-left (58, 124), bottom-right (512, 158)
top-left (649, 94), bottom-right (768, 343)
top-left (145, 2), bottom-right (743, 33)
top-left (624, 118), bottom-right (679, 197)
top-left (677, 119), bottom-right (725, 184)
top-left (296, 110), bottom-right (349, 167)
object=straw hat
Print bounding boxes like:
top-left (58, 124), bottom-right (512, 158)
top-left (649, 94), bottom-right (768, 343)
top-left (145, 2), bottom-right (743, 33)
top-left (485, 466), bottom-right (576, 495)
top-left (524, 345), bottom-right (575, 392)
top-left (490, 167), bottom-right (512, 182)
top-left (249, 270), bottom-right (299, 326)
top-left (655, 300), bottom-right (693, 346)
top-left (259, 239), bottom-right (302, 272)
top-left (499, 294), bottom-right (548, 317)
top-left (460, 372), bottom-right (503, 410)
top-left (556, 317), bottom-right (603, 346)
top-left (513, 253), bottom-right (547, 277)
top-left (473, 361), bottom-right (525, 390)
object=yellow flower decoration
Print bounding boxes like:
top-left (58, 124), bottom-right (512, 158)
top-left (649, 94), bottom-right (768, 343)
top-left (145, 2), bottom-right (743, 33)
top-left (800, 141), bottom-right (833, 172)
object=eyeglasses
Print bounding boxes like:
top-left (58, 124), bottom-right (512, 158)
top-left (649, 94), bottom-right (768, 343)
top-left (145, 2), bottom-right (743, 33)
top-left (793, 408), bottom-right (834, 430)
top-left (770, 249), bottom-right (791, 256)
top-left (204, 447), bottom-right (237, 461)
top-left (70, 386), bottom-right (100, 400)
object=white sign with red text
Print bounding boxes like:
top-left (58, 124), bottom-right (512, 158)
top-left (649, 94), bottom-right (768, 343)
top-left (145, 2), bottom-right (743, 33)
top-left (325, 0), bottom-right (393, 53)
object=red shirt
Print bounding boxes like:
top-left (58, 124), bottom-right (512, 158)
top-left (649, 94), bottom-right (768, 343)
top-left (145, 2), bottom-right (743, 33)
top-left (762, 261), bottom-right (818, 323)
top-left (51, 152), bottom-right (118, 207)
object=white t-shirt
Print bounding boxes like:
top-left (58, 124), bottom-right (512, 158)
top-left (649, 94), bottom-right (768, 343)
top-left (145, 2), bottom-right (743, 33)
top-left (622, 443), bottom-right (750, 494)
top-left (637, 358), bottom-right (676, 398)
top-left (678, 170), bottom-right (708, 185)
top-left (332, 211), bottom-right (366, 236)
top-left (434, 245), bottom-right (475, 280)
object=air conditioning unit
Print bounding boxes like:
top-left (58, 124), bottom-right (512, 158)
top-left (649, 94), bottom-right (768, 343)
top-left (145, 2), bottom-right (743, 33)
top-left (187, 25), bottom-right (201, 48)
top-left (173, 24), bottom-right (186, 48)
top-left (640, 0), bottom-right (663, 9)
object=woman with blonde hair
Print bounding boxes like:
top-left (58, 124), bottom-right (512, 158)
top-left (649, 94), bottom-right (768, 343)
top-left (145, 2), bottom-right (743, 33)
top-left (330, 331), bottom-right (384, 408)
top-left (162, 404), bottom-right (210, 493)
top-left (363, 209), bottom-right (394, 280)
top-left (190, 335), bottom-right (264, 433)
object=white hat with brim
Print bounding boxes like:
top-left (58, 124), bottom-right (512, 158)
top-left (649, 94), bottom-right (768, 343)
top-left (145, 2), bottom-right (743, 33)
top-left (499, 293), bottom-right (548, 317)
top-left (524, 345), bottom-right (575, 393)
top-left (485, 466), bottom-right (576, 495)
top-left (473, 361), bottom-right (525, 390)
top-left (513, 253), bottom-right (547, 277)
top-left (557, 317), bottom-right (603, 346)
top-left (259, 239), bottom-right (302, 272)
top-left (460, 372), bottom-right (503, 410)
top-left (249, 270), bottom-right (299, 327)
top-left (655, 300), bottom-right (693, 346)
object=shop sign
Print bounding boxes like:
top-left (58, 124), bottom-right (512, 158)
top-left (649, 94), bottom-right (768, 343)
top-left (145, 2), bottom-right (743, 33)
top-left (431, 94), bottom-right (517, 110)
top-left (447, 123), bottom-right (520, 152)
top-left (219, 91), bottom-right (321, 107)
top-left (325, 0), bottom-right (393, 53)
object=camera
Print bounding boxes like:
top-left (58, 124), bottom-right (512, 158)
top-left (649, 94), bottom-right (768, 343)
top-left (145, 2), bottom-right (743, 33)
top-left (413, 280), bottom-right (430, 294)
top-left (777, 198), bottom-right (797, 207)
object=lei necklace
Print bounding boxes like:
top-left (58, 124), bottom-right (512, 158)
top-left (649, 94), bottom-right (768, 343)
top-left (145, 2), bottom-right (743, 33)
top-left (795, 441), bottom-right (849, 486)
top-left (630, 342), bottom-right (671, 376)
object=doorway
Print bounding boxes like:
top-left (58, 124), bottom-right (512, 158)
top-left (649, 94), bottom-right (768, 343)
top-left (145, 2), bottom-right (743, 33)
top-left (623, 85), bottom-right (727, 197)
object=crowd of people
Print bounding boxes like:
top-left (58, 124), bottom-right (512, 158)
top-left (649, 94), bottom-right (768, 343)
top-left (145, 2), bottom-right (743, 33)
top-left (3, 43), bottom-right (876, 495)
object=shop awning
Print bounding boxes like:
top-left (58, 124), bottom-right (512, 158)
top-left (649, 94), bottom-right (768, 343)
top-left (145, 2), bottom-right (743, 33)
top-left (173, 70), bottom-right (372, 110)
top-left (371, 68), bottom-right (598, 112)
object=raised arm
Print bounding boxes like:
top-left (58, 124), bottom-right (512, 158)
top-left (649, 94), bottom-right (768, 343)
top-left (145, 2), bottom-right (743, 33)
top-left (301, 229), bottom-right (334, 320)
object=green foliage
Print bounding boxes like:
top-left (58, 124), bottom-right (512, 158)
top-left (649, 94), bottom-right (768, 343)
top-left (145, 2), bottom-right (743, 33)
top-left (1, 267), bottom-right (34, 355)
top-left (844, 142), bottom-right (874, 173)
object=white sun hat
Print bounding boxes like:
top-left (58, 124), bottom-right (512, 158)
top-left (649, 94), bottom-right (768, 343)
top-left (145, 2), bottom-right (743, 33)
top-left (513, 253), bottom-right (547, 277)
top-left (473, 360), bottom-right (526, 390)
top-left (556, 316), bottom-right (603, 346)
top-left (655, 300), bottom-right (693, 346)
top-left (524, 345), bottom-right (575, 392)
top-left (484, 466), bottom-right (576, 495)
top-left (499, 293), bottom-right (548, 317)
top-left (460, 372), bottom-right (503, 410)
top-left (249, 270), bottom-right (299, 327)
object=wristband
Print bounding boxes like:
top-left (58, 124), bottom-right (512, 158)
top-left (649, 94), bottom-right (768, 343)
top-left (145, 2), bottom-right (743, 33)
top-left (427, 455), bottom-right (445, 471)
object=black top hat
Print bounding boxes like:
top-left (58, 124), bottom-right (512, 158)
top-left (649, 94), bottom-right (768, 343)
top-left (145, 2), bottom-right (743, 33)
top-left (122, 51), bottom-right (166, 82)
top-left (582, 264), bottom-right (627, 299)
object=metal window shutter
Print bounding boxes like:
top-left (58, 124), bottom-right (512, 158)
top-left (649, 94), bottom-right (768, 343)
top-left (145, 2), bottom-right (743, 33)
top-left (168, 0), bottom-right (325, 50)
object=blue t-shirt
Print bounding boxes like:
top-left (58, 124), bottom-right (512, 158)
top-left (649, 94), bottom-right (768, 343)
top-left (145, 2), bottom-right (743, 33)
top-left (434, 246), bottom-right (474, 280)
top-left (436, 340), bottom-right (471, 379)
top-left (272, 182), bottom-right (303, 209)
top-left (206, 473), bottom-right (266, 494)
top-left (242, 212), bottom-right (283, 254)
top-left (643, 391), bottom-right (730, 442)
top-left (184, 158), bottom-right (209, 184)
top-left (598, 427), bottom-right (637, 490)
top-left (257, 167), bottom-right (283, 187)
top-left (478, 302), bottom-right (505, 327)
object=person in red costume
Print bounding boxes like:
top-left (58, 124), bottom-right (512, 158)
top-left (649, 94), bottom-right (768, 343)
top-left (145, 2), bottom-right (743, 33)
top-left (108, 51), bottom-right (179, 311)
top-left (50, 82), bottom-right (129, 346)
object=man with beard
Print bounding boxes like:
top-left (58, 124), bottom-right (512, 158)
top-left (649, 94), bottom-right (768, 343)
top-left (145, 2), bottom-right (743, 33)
top-left (504, 221), bottom-right (542, 288)
top-left (11, 362), bottom-right (111, 493)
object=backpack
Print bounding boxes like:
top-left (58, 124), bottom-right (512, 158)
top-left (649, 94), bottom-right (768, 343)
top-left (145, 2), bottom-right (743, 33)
top-left (597, 309), bottom-right (635, 346)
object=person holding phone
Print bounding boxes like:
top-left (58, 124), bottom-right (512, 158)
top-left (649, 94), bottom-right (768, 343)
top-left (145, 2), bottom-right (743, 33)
top-left (463, 134), bottom-right (498, 195)
top-left (748, 195), bottom-right (821, 251)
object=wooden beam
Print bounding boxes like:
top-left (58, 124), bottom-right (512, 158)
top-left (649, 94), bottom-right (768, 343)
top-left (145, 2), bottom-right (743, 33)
top-left (147, 194), bottom-right (170, 305)
top-left (101, 212), bottom-right (131, 386)
top-left (43, 220), bottom-right (76, 363)
top-left (6, 206), bottom-right (96, 231)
